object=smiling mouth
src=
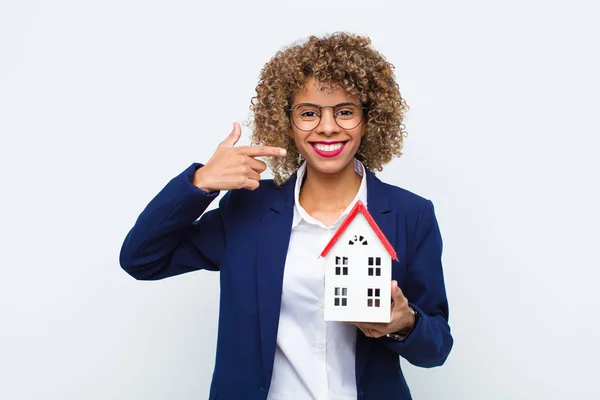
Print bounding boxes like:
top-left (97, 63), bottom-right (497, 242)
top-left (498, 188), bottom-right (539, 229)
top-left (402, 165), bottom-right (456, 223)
top-left (313, 142), bottom-right (344, 152)
top-left (310, 141), bottom-right (347, 157)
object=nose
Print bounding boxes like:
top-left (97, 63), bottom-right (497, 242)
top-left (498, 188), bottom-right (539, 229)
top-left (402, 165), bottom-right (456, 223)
top-left (316, 107), bottom-right (340, 136)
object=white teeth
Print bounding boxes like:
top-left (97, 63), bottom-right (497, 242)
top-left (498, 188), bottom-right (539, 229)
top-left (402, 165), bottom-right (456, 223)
top-left (314, 142), bottom-right (343, 152)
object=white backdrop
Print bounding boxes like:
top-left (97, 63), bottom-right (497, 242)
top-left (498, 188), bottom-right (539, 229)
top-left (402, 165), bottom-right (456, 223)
top-left (1, 0), bottom-right (599, 399)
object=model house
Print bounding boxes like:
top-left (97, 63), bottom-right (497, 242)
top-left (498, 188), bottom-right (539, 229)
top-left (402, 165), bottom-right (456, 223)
top-left (321, 200), bottom-right (398, 323)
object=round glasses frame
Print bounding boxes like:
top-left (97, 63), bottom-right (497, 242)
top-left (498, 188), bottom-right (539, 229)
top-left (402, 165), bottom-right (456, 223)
top-left (287, 102), bottom-right (368, 132)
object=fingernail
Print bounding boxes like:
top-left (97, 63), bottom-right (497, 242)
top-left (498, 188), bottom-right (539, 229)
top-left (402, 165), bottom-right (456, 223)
top-left (280, 149), bottom-right (287, 156)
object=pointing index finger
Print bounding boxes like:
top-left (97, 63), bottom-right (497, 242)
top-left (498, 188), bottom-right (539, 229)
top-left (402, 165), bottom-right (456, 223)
top-left (240, 145), bottom-right (287, 158)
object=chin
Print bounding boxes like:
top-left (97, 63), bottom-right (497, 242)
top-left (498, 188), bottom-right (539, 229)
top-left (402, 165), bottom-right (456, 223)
top-left (304, 156), bottom-right (356, 176)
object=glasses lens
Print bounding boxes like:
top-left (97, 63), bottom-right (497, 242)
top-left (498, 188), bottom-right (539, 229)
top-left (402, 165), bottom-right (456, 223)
top-left (334, 104), bottom-right (363, 130)
top-left (292, 104), bottom-right (321, 131)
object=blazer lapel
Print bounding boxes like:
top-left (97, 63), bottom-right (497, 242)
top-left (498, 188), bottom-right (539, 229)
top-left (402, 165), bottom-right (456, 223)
top-left (256, 176), bottom-right (295, 388)
top-left (356, 170), bottom-right (398, 386)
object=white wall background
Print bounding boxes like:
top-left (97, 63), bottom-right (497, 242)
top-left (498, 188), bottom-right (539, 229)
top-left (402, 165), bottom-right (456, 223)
top-left (1, 0), bottom-right (599, 399)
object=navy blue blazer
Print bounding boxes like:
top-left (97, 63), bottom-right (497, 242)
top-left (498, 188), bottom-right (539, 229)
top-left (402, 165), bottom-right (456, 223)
top-left (120, 163), bottom-right (453, 400)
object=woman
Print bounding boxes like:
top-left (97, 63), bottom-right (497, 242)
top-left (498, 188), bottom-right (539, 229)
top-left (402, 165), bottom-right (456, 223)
top-left (120, 33), bottom-right (453, 400)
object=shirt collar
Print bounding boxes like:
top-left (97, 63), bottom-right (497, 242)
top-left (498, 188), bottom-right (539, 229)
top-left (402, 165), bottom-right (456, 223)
top-left (292, 159), bottom-right (368, 229)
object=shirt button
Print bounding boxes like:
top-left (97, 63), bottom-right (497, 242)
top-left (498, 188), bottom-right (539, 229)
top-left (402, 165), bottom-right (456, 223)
top-left (317, 343), bottom-right (324, 350)
top-left (317, 302), bottom-right (324, 310)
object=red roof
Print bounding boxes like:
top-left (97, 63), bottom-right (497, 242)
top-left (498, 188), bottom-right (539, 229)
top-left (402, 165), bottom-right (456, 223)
top-left (320, 200), bottom-right (398, 261)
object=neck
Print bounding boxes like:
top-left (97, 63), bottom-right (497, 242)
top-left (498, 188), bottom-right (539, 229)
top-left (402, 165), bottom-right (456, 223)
top-left (299, 160), bottom-right (362, 213)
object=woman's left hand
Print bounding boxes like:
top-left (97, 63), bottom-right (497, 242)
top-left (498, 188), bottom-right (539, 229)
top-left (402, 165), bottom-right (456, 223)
top-left (355, 280), bottom-right (415, 339)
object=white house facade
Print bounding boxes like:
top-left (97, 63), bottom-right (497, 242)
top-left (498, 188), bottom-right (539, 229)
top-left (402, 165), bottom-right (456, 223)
top-left (322, 201), bottom-right (397, 323)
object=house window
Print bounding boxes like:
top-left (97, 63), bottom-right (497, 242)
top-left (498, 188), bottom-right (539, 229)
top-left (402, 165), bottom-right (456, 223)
top-left (368, 257), bottom-right (381, 276)
top-left (334, 287), bottom-right (348, 307)
top-left (367, 288), bottom-right (380, 307)
top-left (348, 235), bottom-right (368, 246)
top-left (368, 257), bottom-right (381, 266)
top-left (335, 256), bottom-right (349, 276)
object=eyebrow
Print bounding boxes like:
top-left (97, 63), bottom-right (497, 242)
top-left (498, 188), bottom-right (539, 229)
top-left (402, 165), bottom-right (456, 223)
top-left (292, 101), bottom-right (361, 108)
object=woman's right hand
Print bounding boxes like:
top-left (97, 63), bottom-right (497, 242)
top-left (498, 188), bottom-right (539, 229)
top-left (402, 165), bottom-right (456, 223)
top-left (193, 122), bottom-right (287, 193)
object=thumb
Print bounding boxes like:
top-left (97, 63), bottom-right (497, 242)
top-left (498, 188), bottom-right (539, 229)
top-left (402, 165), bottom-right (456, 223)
top-left (221, 122), bottom-right (242, 147)
top-left (391, 280), bottom-right (405, 302)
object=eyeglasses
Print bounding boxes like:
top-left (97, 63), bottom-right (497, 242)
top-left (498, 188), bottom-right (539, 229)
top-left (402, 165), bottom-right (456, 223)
top-left (288, 102), bottom-right (367, 132)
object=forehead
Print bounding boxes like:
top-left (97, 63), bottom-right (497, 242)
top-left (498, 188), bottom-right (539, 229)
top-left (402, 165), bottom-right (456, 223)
top-left (292, 77), bottom-right (359, 105)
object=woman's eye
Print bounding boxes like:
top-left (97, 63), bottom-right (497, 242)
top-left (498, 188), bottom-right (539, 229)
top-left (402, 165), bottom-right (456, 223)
top-left (336, 109), bottom-right (354, 117)
top-left (301, 111), bottom-right (319, 118)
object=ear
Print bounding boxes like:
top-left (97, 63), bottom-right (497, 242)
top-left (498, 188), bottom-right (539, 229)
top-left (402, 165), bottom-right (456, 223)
top-left (360, 110), bottom-right (368, 137)
top-left (360, 122), bottom-right (368, 137)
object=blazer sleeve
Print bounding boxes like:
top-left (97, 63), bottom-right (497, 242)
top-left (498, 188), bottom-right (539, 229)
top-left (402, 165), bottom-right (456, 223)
top-left (382, 200), bottom-right (453, 367)
top-left (119, 163), bottom-right (228, 280)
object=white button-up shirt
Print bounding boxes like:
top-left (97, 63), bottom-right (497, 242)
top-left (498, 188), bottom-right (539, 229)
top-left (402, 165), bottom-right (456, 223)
top-left (267, 159), bottom-right (368, 400)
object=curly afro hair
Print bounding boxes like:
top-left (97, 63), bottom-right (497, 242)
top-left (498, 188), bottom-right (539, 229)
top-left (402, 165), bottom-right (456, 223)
top-left (250, 32), bottom-right (409, 185)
